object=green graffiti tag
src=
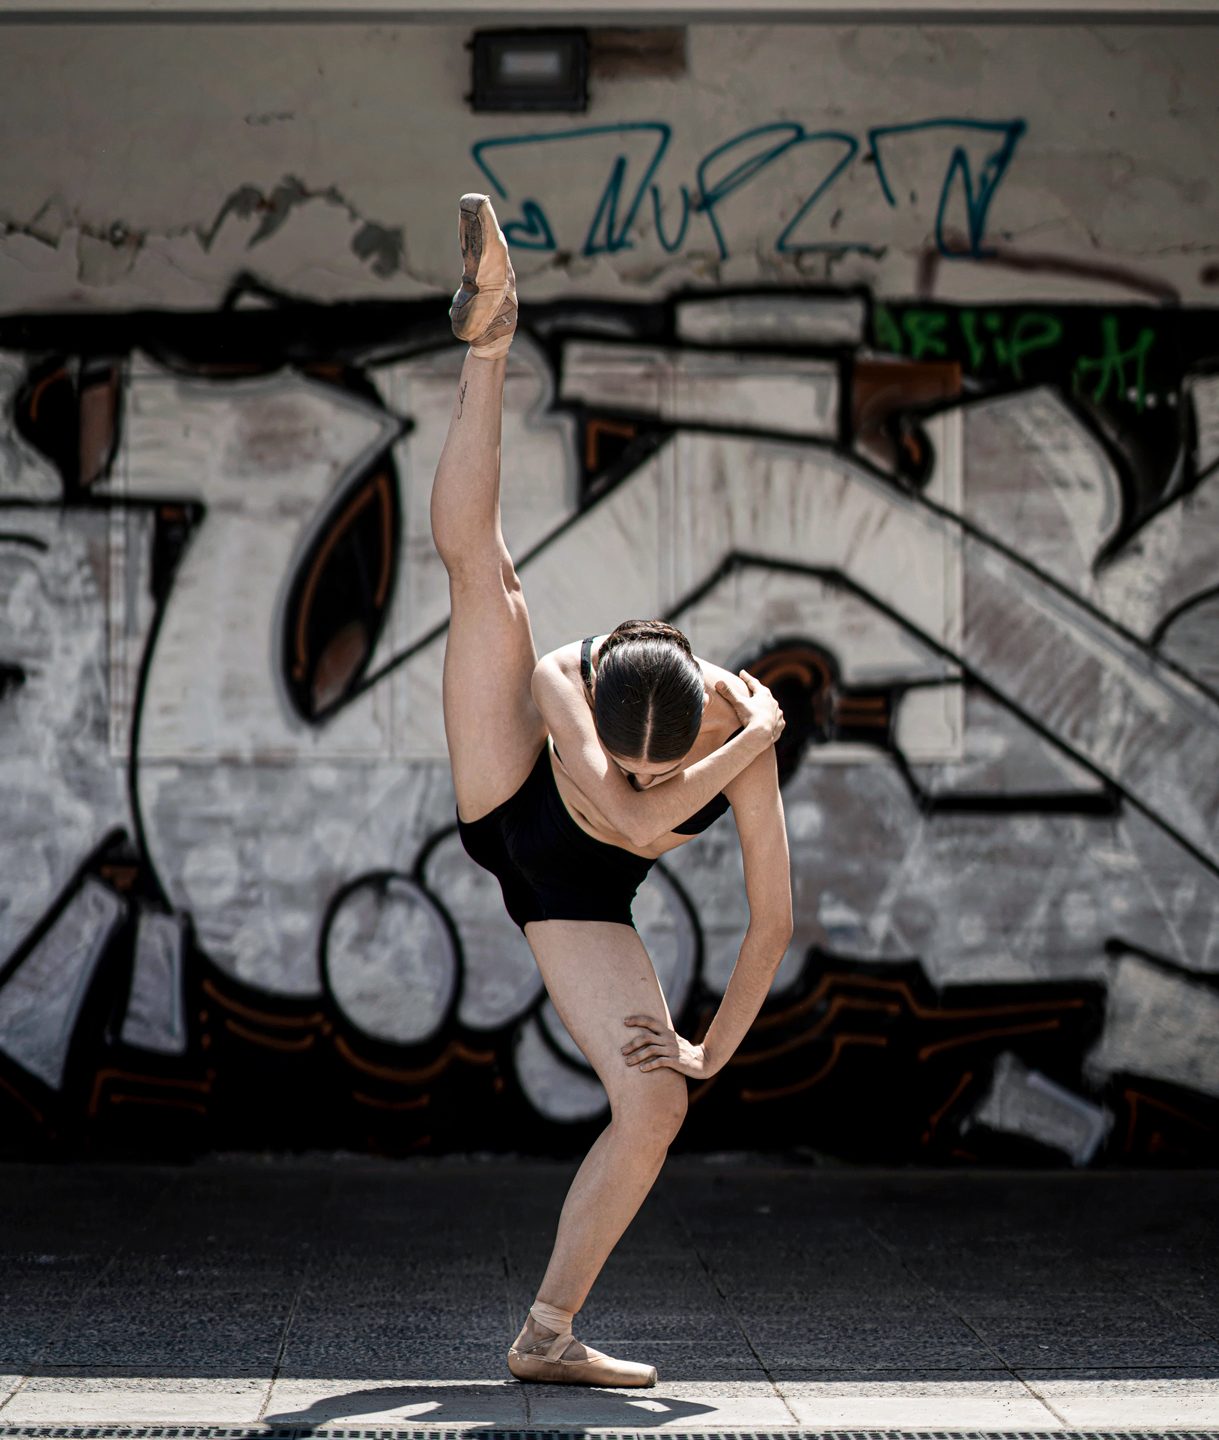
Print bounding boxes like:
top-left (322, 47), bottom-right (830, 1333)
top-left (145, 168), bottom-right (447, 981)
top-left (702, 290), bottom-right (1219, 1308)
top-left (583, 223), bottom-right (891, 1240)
top-left (875, 303), bottom-right (1063, 380)
top-left (1072, 314), bottom-right (1156, 413)
top-left (874, 304), bottom-right (1160, 410)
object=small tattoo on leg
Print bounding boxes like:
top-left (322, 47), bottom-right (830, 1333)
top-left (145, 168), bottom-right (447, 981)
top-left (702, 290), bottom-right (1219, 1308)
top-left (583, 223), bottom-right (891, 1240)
top-left (457, 380), bottom-right (468, 417)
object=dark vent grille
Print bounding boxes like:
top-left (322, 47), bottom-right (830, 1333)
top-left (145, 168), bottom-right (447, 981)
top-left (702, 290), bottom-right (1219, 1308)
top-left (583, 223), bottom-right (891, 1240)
top-left (1, 1429), bottom-right (1218, 1440)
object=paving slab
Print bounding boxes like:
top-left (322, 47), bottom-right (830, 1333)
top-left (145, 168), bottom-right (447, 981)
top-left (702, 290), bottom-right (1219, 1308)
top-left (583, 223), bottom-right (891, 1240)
top-left (1018, 1366), bottom-right (1219, 1426)
top-left (773, 1369), bottom-right (1061, 1427)
top-left (0, 1374), bottom-right (270, 1424)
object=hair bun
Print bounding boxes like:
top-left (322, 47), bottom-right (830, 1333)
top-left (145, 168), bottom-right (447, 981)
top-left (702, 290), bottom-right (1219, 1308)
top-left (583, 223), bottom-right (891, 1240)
top-left (601, 619), bottom-right (694, 661)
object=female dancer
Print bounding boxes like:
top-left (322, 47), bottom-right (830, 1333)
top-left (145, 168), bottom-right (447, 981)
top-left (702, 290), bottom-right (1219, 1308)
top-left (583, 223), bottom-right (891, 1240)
top-left (435, 194), bottom-right (793, 1388)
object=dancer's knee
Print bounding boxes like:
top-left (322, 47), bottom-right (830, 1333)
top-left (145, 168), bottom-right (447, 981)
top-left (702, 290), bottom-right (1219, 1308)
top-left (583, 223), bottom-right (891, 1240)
top-left (436, 531), bottom-right (521, 595)
top-left (614, 1072), bottom-right (688, 1149)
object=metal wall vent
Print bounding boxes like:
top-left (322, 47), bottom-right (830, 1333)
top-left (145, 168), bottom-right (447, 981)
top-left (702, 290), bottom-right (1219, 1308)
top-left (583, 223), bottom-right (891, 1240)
top-left (1, 1428), bottom-right (1218, 1440)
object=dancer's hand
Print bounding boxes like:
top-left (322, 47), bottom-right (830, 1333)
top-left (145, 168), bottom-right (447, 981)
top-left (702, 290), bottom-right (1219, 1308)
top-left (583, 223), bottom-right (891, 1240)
top-left (622, 1014), bottom-right (712, 1079)
top-left (715, 670), bottom-right (785, 747)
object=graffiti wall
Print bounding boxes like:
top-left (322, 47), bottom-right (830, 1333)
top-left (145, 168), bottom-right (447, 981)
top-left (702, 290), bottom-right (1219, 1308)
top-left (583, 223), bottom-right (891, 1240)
top-left (0, 20), bottom-right (1217, 1164)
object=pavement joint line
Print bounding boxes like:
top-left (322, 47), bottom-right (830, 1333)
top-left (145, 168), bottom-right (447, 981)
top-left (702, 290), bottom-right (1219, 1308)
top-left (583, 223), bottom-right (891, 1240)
top-left (256, 1168), bottom-right (337, 1424)
top-left (856, 1222), bottom-right (1070, 1431)
top-left (657, 1180), bottom-right (796, 1426)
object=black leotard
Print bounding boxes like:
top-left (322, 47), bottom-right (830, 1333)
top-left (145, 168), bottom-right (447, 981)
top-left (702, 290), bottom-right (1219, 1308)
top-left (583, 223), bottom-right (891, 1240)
top-left (457, 744), bottom-right (654, 931)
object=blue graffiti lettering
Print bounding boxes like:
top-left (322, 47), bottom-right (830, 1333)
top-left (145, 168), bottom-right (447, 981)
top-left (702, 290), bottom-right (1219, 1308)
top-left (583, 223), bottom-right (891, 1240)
top-left (471, 115), bottom-right (1026, 262)
top-left (472, 123), bottom-right (672, 256)
top-left (868, 118), bottom-right (1027, 258)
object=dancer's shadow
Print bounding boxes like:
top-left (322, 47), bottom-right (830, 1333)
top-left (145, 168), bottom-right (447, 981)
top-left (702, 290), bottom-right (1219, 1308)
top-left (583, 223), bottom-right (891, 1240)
top-left (265, 1381), bottom-right (717, 1430)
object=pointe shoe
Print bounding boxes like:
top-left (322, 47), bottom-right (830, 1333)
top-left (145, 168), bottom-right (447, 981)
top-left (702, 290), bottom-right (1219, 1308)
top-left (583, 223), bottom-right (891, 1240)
top-left (450, 193), bottom-right (517, 359)
top-left (507, 1319), bottom-right (658, 1388)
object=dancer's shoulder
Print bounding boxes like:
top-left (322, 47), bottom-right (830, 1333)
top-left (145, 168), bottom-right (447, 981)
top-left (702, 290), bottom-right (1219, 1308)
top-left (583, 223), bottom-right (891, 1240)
top-left (535, 637), bottom-right (606, 688)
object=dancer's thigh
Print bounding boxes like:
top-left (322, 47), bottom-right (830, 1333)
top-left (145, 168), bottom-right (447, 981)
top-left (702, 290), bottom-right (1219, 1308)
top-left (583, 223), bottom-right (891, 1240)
top-left (525, 919), bottom-right (685, 1118)
top-left (444, 550), bottom-right (547, 822)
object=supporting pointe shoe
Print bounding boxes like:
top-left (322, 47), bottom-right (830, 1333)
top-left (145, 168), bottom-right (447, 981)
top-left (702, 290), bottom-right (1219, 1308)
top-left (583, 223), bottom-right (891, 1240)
top-left (450, 193), bottom-right (517, 359)
top-left (507, 1319), bottom-right (658, 1388)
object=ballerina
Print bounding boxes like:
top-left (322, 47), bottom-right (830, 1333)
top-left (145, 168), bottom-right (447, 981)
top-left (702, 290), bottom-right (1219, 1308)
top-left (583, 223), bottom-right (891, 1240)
top-left (434, 193), bottom-right (793, 1387)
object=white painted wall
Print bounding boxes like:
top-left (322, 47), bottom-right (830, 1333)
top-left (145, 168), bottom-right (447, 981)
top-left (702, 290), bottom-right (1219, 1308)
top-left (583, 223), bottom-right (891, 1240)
top-left (0, 21), bottom-right (1217, 309)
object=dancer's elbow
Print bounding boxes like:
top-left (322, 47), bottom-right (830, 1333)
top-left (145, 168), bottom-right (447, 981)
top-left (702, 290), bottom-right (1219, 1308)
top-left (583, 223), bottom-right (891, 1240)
top-left (750, 911), bottom-right (793, 958)
top-left (620, 814), bottom-right (663, 850)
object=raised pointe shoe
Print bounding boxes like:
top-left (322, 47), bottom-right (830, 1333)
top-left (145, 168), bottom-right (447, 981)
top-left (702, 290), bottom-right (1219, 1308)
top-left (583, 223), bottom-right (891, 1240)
top-left (507, 1320), bottom-right (658, 1388)
top-left (450, 193), bottom-right (517, 359)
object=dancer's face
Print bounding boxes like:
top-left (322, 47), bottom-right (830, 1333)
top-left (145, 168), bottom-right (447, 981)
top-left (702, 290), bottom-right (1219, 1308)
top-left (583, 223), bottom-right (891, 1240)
top-left (604, 751), bottom-right (687, 790)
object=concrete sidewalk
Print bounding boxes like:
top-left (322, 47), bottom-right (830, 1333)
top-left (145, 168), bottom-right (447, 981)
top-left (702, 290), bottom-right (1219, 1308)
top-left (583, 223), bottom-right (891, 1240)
top-left (0, 1156), bottom-right (1216, 1433)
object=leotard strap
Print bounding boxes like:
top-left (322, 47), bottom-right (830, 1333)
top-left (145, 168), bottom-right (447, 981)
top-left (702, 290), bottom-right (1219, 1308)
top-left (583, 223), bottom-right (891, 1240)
top-left (580, 635), bottom-right (596, 696)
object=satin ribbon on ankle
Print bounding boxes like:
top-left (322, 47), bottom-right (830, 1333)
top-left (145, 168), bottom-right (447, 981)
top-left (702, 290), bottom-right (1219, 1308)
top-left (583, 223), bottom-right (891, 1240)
top-left (529, 1300), bottom-right (575, 1334)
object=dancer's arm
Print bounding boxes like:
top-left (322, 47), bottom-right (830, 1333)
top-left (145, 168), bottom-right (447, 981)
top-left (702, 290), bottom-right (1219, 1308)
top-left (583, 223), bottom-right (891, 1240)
top-left (531, 656), bottom-right (782, 849)
top-left (621, 747), bottom-right (792, 1078)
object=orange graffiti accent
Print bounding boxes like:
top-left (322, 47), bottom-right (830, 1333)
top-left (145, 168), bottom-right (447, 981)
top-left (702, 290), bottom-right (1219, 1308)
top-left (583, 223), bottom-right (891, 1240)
top-left (0, 1070), bottom-right (45, 1124)
top-left (292, 470), bottom-right (393, 682)
top-left (922, 1070), bottom-right (973, 1145)
top-left (851, 359), bottom-right (962, 475)
top-left (26, 366), bottom-right (67, 423)
top-left (917, 1018), bottom-right (1062, 1061)
top-left (836, 697), bottom-right (888, 726)
top-left (351, 1090), bottom-right (431, 1111)
top-left (88, 1068), bottom-right (212, 1119)
top-left (585, 417), bottom-right (638, 473)
top-left (742, 1034), bottom-right (888, 1102)
top-left (333, 1033), bottom-right (497, 1084)
top-left (1123, 1087), bottom-right (1214, 1155)
top-left (201, 978), bottom-right (324, 1028)
top-left (751, 647), bottom-right (834, 691)
top-left (731, 994), bottom-right (900, 1067)
top-left (106, 1094), bottom-right (209, 1117)
top-left (223, 1019), bottom-right (318, 1052)
top-left (98, 864), bottom-right (138, 891)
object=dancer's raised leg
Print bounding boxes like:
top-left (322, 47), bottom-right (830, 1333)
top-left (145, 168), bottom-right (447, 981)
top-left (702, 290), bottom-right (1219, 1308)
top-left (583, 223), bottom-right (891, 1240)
top-left (432, 199), bottom-right (542, 820)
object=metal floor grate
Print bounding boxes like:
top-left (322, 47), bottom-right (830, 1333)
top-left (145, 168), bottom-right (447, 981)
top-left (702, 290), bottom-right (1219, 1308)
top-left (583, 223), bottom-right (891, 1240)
top-left (2, 1429), bottom-right (1218, 1440)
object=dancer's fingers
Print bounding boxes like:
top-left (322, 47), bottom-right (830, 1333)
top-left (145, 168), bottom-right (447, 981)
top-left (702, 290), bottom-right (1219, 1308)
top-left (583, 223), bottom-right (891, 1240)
top-left (624, 1013), bottom-right (661, 1032)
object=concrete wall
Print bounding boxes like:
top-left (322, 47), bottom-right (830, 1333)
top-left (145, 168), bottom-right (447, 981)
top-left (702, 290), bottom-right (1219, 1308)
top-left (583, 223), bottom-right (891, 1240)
top-left (0, 20), bottom-right (1217, 1164)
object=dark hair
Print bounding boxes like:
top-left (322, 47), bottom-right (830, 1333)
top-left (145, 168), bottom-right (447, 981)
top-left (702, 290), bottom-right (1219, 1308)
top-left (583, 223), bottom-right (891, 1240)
top-left (591, 619), bottom-right (705, 764)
